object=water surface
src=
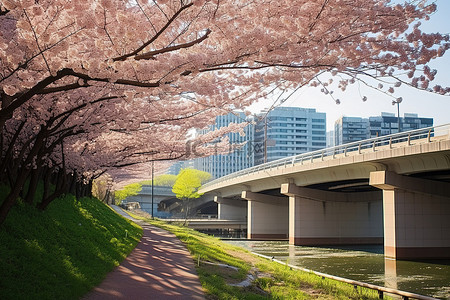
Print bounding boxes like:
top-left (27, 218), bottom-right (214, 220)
top-left (225, 240), bottom-right (450, 299)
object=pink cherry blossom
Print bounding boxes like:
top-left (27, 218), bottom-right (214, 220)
top-left (0, 0), bottom-right (449, 224)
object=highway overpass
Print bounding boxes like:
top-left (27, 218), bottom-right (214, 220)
top-left (199, 124), bottom-right (450, 259)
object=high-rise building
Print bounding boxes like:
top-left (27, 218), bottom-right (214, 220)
top-left (193, 112), bottom-right (254, 179)
top-left (368, 112), bottom-right (433, 137)
top-left (326, 130), bottom-right (335, 148)
top-left (167, 160), bottom-right (193, 175)
top-left (334, 112), bottom-right (433, 145)
top-left (334, 116), bottom-right (370, 145)
top-left (254, 107), bottom-right (326, 165)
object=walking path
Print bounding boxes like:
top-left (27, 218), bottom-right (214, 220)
top-left (83, 206), bottom-right (205, 299)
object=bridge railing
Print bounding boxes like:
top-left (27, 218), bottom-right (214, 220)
top-left (202, 123), bottom-right (450, 189)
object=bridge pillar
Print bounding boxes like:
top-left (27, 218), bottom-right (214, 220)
top-left (281, 183), bottom-right (383, 245)
top-left (370, 171), bottom-right (450, 259)
top-left (242, 191), bottom-right (289, 240)
top-left (214, 196), bottom-right (247, 220)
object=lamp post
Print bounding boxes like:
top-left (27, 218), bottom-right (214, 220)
top-left (151, 160), bottom-right (154, 219)
top-left (392, 97), bottom-right (402, 133)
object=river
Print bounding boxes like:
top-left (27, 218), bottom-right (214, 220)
top-left (224, 240), bottom-right (450, 299)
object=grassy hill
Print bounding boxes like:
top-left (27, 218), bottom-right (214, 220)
top-left (0, 189), bottom-right (142, 300)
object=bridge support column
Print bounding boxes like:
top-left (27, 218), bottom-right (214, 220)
top-left (242, 191), bottom-right (288, 240)
top-left (214, 196), bottom-right (247, 220)
top-left (370, 171), bottom-right (450, 259)
top-left (281, 183), bottom-right (383, 246)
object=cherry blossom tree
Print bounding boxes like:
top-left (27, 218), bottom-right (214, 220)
top-left (1, 0), bottom-right (449, 224)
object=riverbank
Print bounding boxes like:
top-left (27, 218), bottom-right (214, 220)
top-left (227, 240), bottom-right (450, 299)
top-left (127, 210), bottom-right (385, 299)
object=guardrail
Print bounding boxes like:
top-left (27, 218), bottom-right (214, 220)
top-left (253, 252), bottom-right (438, 300)
top-left (201, 123), bottom-right (450, 190)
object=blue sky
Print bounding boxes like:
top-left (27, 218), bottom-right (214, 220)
top-left (252, 0), bottom-right (450, 131)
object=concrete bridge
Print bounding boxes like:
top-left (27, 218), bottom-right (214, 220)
top-left (124, 185), bottom-right (216, 218)
top-left (199, 124), bottom-right (450, 259)
top-left (123, 186), bottom-right (175, 218)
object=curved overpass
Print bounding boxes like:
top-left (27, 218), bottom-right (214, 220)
top-left (200, 125), bottom-right (450, 259)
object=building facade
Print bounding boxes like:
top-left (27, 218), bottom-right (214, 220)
top-left (326, 130), bottom-right (335, 148)
top-left (167, 160), bottom-right (193, 175)
top-left (334, 112), bottom-right (434, 145)
top-left (368, 112), bottom-right (433, 137)
top-left (193, 112), bottom-right (255, 179)
top-left (254, 107), bottom-right (326, 165)
top-left (334, 116), bottom-right (370, 145)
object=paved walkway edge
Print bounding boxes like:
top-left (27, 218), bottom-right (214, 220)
top-left (83, 206), bottom-right (205, 299)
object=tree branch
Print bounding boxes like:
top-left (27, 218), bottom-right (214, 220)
top-left (1, 68), bottom-right (75, 122)
top-left (112, 2), bottom-right (194, 61)
top-left (38, 80), bottom-right (90, 94)
top-left (66, 70), bottom-right (161, 87)
top-left (135, 29), bottom-right (211, 60)
top-left (0, 6), bottom-right (10, 16)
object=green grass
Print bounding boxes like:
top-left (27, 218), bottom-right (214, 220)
top-left (128, 211), bottom-right (389, 300)
top-left (0, 188), bottom-right (142, 300)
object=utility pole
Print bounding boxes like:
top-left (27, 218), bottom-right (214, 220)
top-left (151, 160), bottom-right (154, 219)
top-left (392, 98), bottom-right (402, 133)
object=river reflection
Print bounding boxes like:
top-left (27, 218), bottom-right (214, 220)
top-left (224, 240), bottom-right (450, 299)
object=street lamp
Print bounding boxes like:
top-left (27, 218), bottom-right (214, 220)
top-left (392, 97), bottom-right (402, 133)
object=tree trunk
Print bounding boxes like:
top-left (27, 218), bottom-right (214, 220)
top-left (86, 179), bottom-right (93, 197)
top-left (0, 121), bottom-right (26, 183)
top-left (75, 181), bottom-right (81, 199)
top-left (103, 189), bottom-right (110, 203)
top-left (183, 198), bottom-right (190, 226)
top-left (68, 172), bottom-right (77, 195)
top-left (42, 167), bottom-right (52, 202)
top-left (24, 167), bottom-right (42, 204)
top-left (37, 188), bottom-right (63, 211)
top-left (0, 168), bottom-right (30, 225)
top-left (37, 168), bottom-right (67, 210)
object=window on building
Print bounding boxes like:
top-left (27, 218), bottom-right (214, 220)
top-left (312, 130), bottom-right (325, 135)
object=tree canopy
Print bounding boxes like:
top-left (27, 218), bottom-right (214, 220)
top-left (172, 169), bottom-right (211, 200)
top-left (0, 0), bottom-right (449, 224)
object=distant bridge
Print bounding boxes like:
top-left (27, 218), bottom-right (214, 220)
top-left (199, 124), bottom-right (450, 260)
top-left (123, 185), bottom-right (216, 218)
top-left (123, 186), bottom-right (175, 218)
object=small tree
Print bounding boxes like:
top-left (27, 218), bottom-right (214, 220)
top-left (172, 169), bottom-right (211, 223)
